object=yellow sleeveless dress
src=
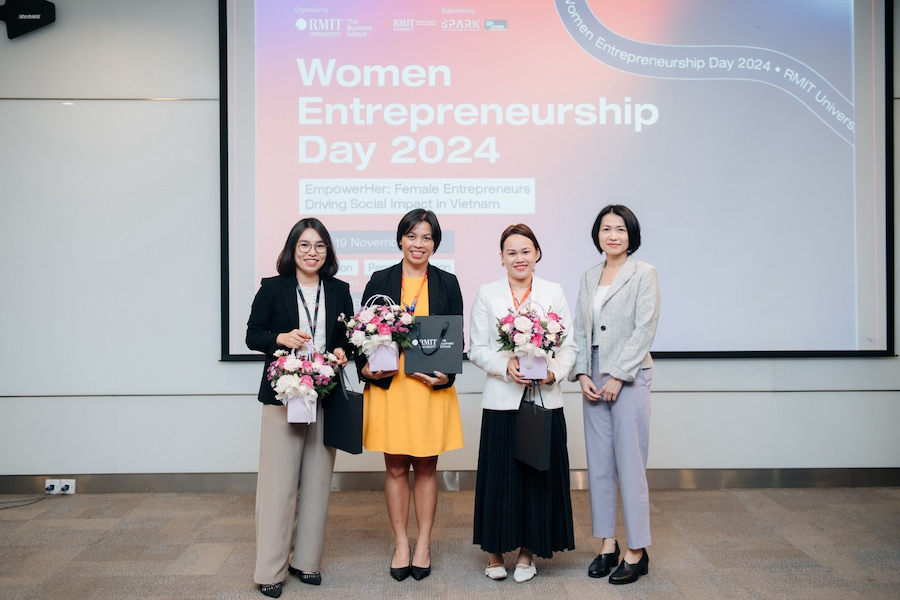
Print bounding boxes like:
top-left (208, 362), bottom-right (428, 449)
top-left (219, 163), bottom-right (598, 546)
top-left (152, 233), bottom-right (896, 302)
top-left (362, 278), bottom-right (464, 456)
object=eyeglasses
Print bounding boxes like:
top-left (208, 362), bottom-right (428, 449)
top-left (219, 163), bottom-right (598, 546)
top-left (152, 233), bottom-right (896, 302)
top-left (297, 241), bottom-right (328, 254)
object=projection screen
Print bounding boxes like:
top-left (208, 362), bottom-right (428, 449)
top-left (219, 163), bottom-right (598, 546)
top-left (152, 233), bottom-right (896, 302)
top-left (222, 0), bottom-right (892, 359)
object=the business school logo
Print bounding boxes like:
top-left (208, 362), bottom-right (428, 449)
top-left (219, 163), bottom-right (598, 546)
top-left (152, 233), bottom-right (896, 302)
top-left (0, 0), bottom-right (56, 39)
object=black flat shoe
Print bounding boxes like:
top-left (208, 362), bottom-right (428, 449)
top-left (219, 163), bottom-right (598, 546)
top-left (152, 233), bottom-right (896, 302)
top-left (588, 540), bottom-right (620, 578)
top-left (258, 582), bottom-right (282, 598)
top-left (608, 549), bottom-right (649, 585)
top-left (288, 566), bottom-right (321, 586)
top-left (410, 564), bottom-right (431, 580)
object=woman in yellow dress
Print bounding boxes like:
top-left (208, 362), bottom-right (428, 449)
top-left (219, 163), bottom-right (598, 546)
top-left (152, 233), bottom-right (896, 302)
top-left (356, 208), bottom-right (464, 582)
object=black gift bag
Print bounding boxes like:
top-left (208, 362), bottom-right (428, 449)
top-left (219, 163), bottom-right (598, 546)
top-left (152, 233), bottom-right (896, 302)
top-left (514, 383), bottom-right (552, 471)
top-left (403, 315), bottom-right (464, 375)
top-left (324, 367), bottom-right (363, 455)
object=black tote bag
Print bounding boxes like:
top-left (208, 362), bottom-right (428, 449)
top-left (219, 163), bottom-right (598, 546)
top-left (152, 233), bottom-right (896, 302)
top-left (324, 367), bottom-right (363, 455)
top-left (514, 383), bottom-right (552, 471)
top-left (403, 315), bottom-right (464, 375)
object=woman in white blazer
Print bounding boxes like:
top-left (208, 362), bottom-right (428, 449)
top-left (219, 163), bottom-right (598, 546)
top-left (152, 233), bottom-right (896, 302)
top-left (570, 205), bottom-right (660, 586)
top-left (469, 224), bottom-right (577, 583)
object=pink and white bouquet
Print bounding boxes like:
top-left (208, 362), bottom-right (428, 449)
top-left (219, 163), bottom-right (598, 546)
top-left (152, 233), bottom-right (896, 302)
top-left (496, 303), bottom-right (566, 380)
top-left (267, 348), bottom-right (339, 422)
top-left (340, 296), bottom-right (414, 372)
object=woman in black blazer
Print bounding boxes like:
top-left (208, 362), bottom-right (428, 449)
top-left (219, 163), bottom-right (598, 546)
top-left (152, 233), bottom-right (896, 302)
top-left (355, 209), bottom-right (464, 582)
top-left (246, 218), bottom-right (354, 598)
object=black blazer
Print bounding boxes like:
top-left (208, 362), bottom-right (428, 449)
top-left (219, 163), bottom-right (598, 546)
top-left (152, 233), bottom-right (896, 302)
top-left (246, 275), bottom-right (355, 405)
top-left (354, 262), bottom-right (463, 391)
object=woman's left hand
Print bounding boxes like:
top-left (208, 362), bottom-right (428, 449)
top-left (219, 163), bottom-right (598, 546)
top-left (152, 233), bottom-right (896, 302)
top-left (412, 371), bottom-right (449, 387)
top-left (599, 377), bottom-right (624, 402)
top-left (332, 347), bottom-right (348, 367)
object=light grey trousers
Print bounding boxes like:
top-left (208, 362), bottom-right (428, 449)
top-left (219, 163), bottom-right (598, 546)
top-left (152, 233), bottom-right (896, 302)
top-left (583, 348), bottom-right (652, 549)
top-left (254, 403), bottom-right (336, 585)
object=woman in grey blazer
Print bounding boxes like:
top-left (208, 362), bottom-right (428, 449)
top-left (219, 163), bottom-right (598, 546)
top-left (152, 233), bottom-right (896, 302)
top-left (570, 205), bottom-right (660, 585)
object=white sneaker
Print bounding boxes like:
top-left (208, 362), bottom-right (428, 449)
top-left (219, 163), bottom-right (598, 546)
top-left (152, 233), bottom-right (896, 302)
top-left (485, 563), bottom-right (508, 580)
top-left (513, 562), bottom-right (537, 583)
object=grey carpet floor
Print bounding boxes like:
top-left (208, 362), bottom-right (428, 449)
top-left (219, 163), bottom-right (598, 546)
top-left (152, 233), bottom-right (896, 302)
top-left (1, 487), bottom-right (899, 599)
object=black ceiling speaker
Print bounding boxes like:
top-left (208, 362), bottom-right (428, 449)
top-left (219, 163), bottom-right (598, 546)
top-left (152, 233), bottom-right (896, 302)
top-left (0, 0), bottom-right (56, 39)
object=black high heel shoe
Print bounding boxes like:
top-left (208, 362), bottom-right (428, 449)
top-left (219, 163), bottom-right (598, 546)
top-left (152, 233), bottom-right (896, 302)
top-left (390, 548), bottom-right (411, 582)
top-left (588, 540), bottom-right (620, 578)
top-left (608, 548), bottom-right (649, 585)
top-left (410, 563), bottom-right (431, 581)
top-left (390, 563), bottom-right (411, 581)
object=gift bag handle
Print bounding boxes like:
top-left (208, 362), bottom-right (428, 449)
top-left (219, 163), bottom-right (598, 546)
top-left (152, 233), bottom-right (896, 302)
top-left (519, 380), bottom-right (545, 412)
top-left (412, 320), bottom-right (450, 356)
top-left (337, 365), bottom-right (357, 394)
top-left (362, 294), bottom-right (398, 308)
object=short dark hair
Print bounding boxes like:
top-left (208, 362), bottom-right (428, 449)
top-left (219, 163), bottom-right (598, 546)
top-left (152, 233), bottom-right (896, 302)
top-left (396, 208), bottom-right (442, 252)
top-left (591, 204), bottom-right (642, 255)
top-left (499, 223), bottom-right (542, 263)
top-left (276, 218), bottom-right (339, 279)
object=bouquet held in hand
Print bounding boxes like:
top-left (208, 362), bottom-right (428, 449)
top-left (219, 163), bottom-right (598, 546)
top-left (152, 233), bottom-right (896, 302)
top-left (340, 298), bottom-right (414, 371)
top-left (496, 303), bottom-right (566, 380)
top-left (267, 348), bottom-right (339, 422)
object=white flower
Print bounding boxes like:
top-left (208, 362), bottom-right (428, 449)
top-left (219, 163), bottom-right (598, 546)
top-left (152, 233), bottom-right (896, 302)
top-left (283, 356), bottom-right (302, 372)
top-left (346, 318), bottom-right (357, 329)
top-left (274, 373), bottom-right (301, 399)
top-left (274, 349), bottom-right (287, 357)
top-left (357, 308), bottom-right (375, 324)
top-left (350, 330), bottom-right (367, 347)
top-left (399, 312), bottom-right (413, 325)
top-left (500, 323), bottom-right (511, 333)
top-left (513, 332), bottom-right (528, 346)
top-left (514, 315), bottom-right (534, 333)
top-left (546, 320), bottom-right (562, 334)
top-left (546, 333), bottom-right (557, 343)
top-left (382, 311), bottom-right (395, 322)
top-left (317, 364), bottom-right (335, 379)
top-left (366, 323), bottom-right (377, 334)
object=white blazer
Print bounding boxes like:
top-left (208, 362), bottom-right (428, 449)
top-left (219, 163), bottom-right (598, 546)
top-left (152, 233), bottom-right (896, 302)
top-left (468, 275), bottom-right (577, 411)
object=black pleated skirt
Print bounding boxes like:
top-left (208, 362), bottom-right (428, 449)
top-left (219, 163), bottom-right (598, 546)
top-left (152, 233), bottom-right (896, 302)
top-left (472, 408), bottom-right (575, 558)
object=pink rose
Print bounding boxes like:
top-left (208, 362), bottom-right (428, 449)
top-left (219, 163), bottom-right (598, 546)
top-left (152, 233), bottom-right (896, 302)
top-left (377, 323), bottom-right (391, 336)
top-left (299, 375), bottom-right (314, 388)
top-left (502, 313), bottom-right (515, 325)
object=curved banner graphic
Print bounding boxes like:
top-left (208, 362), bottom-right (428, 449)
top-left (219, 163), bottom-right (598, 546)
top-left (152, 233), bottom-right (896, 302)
top-left (555, 0), bottom-right (854, 145)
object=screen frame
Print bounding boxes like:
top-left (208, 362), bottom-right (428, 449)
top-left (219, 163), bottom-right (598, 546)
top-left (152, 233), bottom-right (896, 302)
top-left (218, 0), bottom-right (895, 361)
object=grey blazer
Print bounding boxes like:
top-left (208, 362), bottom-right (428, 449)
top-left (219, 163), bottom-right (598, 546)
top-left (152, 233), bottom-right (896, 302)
top-left (569, 255), bottom-right (660, 383)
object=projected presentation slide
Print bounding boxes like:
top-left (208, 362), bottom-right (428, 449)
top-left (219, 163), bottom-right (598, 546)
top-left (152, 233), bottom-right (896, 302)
top-left (226, 0), bottom-right (889, 357)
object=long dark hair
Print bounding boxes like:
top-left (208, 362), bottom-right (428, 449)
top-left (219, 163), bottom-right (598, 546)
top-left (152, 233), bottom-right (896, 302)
top-left (276, 218), bottom-right (339, 279)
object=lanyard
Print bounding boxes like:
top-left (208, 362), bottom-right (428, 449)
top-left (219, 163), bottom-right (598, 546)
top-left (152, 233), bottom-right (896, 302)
top-left (401, 271), bottom-right (428, 314)
top-left (510, 283), bottom-right (532, 311)
top-left (296, 280), bottom-right (322, 342)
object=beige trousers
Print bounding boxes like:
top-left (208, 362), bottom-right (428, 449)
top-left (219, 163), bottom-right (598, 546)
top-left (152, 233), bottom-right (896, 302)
top-left (254, 403), bottom-right (336, 585)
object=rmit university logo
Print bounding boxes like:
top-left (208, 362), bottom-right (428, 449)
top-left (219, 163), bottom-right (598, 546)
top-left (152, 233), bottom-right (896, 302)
top-left (0, 0), bottom-right (56, 39)
top-left (296, 17), bottom-right (343, 36)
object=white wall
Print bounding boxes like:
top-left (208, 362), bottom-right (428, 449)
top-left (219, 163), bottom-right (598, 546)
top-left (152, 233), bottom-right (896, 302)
top-left (1, 1), bottom-right (897, 478)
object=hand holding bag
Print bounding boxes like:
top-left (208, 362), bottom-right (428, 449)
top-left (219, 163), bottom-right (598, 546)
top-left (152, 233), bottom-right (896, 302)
top-left (323, 367), bottom-right (364, 454)
top-left (514, 382), bottom-right (553, 471)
